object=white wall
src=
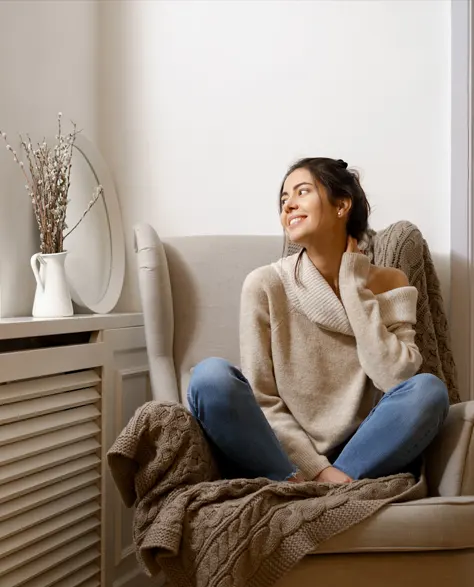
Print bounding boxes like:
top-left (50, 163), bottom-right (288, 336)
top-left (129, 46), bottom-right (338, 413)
top-left (0, 0), bottom-right (98, 317)
top-left (99, 0), bottom-right (451, 312)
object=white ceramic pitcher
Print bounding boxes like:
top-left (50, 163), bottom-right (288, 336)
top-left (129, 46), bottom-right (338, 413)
top-left (30, 252), bottom-right (74, 318)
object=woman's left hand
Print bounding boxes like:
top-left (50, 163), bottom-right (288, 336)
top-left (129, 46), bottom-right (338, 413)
top-left (345, 236), bottom-right (362, 254)
top-left (287, 471), bottom-right (306, 483)
top-left (346, 235), bottom-right (408, 293)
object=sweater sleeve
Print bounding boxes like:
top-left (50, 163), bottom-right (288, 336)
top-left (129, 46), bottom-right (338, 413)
top-left (240, 269), bottom-right (331, 479)
top-left (339, 253), bottom-right (422, 392)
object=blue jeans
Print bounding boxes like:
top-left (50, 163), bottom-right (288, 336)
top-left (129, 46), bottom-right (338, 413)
top-left (187, 357), bottom-right (449, 481)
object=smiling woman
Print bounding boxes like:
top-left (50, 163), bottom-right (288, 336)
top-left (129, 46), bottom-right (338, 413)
top-left (279, 158), bottom-right (370, 241)
top-left (279, 157), bottom-right (371, 284)
top-left (187, 156), bottom-right (449, 486)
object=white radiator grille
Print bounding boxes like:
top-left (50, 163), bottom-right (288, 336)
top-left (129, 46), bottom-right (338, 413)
top-left (0, 370), bottom-right (102, 587)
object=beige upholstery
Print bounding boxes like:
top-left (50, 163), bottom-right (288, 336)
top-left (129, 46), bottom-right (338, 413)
top-left (134, 223), bottom-right (474, 586)
top-left (425, 400), bottom-right (474, 496)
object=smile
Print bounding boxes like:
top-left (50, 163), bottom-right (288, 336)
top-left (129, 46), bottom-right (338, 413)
top-left (288, 216), bottom-right (306, 227)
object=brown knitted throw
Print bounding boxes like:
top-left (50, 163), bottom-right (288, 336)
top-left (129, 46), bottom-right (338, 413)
top-left (285, 220), bottom-right (460, 404)
top-left (107, 402), bottom-right (426, 587)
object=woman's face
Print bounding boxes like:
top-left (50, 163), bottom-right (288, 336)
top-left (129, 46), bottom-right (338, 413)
top-left (280, 167), bottom-right (343, 248)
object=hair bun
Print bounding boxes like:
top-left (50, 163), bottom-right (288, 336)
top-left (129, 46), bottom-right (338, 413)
top-left (337, 159), bottom-right (348, 169)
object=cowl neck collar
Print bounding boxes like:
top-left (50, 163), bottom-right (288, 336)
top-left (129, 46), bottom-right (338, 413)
top-left (273, 252), bottom-right (353, 336)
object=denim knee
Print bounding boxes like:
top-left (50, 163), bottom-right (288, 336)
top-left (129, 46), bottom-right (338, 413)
top-left (409, 373), bottom-right (450, 421)
top-left (187, 357), bottom-right (236, 410)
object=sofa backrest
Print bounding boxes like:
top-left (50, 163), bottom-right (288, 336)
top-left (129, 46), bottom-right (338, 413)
top-left (134, 223), bottom-right (281, 403)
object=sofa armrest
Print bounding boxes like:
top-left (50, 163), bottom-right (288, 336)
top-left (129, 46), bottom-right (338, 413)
top-left (134, 223), bottom-right (179, 403)
top-left (425, 401), bottom-right (474, 496)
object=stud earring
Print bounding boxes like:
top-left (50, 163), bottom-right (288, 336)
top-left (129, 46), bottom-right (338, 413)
top-left (338, 211), bottom-right (342, 217)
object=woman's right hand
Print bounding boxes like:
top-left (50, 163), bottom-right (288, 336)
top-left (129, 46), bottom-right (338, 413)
top-left (314, 466), bottom-right (353, 484)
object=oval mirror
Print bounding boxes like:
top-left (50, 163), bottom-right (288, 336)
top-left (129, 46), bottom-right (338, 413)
top-left (64, 134), bottom-right (125, 313)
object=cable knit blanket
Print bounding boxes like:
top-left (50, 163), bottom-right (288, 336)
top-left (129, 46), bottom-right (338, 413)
top-left (108, 402), bottom-right (427, 587)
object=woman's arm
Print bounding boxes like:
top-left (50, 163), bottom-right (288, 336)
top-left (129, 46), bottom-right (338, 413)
top-left (339, 252), bottom-right (422, 392)
top-left (240, 269), bottom-right (331, 480)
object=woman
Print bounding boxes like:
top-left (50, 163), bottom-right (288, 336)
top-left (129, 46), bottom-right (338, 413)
top-left (188, 157), bottom-right (449, 484)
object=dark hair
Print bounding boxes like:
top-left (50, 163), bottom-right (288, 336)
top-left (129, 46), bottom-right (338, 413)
top-left (279, 157), bottom-right (371, 241)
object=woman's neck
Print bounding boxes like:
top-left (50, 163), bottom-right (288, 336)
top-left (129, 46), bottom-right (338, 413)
top-left (305, 235), bottom-right (347, 295)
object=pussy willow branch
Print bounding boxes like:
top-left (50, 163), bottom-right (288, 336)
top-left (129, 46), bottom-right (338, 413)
top-left (1, 115), bottom-right (102, 254)
top-left (64, 185), bottom-right (103, 240)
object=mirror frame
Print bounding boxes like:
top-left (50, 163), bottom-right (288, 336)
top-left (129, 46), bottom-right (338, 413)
top-left (66, 134), bottom-right (125, 314)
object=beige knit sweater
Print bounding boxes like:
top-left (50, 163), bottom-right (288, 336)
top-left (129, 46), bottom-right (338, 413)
top-left (240, 251), bottom-right (422, 480)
